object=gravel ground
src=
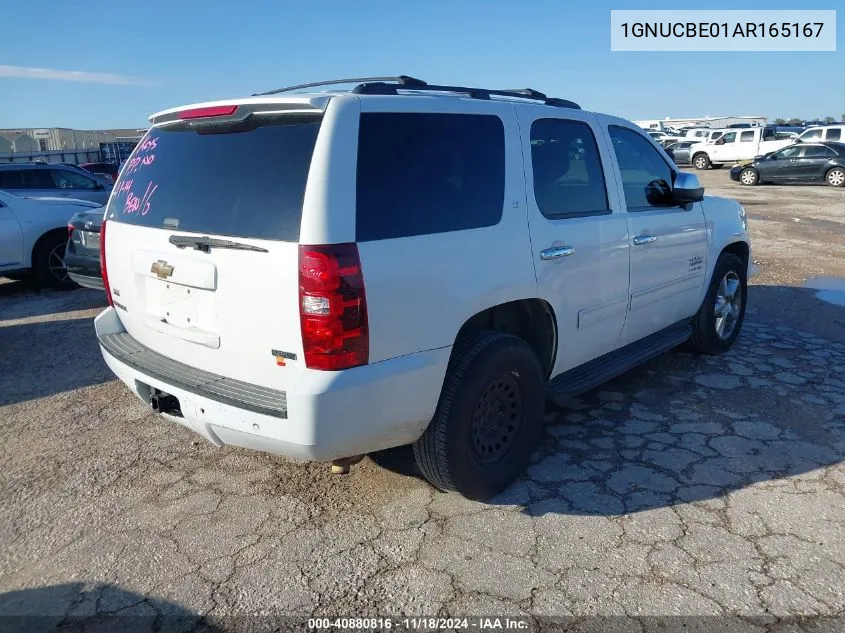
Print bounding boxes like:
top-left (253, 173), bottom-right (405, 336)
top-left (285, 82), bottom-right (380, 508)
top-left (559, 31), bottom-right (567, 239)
top-left (1, 171), bottom-right (844, 631)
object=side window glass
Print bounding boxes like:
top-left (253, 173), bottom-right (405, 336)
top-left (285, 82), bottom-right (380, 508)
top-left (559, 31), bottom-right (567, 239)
top-left (21, 169), bottom-right (55, 189)
top-left (801, 145), bottom-right (835, 158)
top-left (529, 118), bottom-right (609, 218)
top-left (825, 129), bottom-right (841, 141)
top-left (773, 146), bottom-right (802, 159)
top-left (52, 169), bottom-right (96, 189)
top-left (720, 132), bottom-right (737, 144)
top-left (608, 126), bottom-right (675, 211)
top-left (740, 131), bottom-right (755, 142)
top-left (801, 129), bottom-right (823, 141)
top-left (0, 171), bottom-right (24, 188)
top-left (355, 113), bottom-right (505, 241)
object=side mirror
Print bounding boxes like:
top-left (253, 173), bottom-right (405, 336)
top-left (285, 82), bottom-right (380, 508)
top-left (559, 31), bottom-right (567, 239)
top-left (673, 172), bottom-right (704, 204)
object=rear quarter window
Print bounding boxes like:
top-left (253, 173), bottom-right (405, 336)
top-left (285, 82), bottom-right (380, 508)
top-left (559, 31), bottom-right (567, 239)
top-left (106, 115), bottom-right (321, 241)
top-left (355, 113), bottom-right (505, 241)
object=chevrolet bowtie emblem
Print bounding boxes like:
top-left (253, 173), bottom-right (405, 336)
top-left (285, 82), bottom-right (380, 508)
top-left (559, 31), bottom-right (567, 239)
top-left (150, 260), bottom-right (174, 279)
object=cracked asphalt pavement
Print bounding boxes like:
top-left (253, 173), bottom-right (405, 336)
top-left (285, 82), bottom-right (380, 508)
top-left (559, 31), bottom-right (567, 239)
top-left (1, 171), bottom-right (844, 630)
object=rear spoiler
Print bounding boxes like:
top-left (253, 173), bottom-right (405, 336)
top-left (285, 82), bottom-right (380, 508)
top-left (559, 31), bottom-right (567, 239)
top-left (149, 96), bottom-right (332, 126)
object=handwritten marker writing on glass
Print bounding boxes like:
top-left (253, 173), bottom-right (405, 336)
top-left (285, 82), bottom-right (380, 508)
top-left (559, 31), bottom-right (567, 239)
top-left (124, 192), bottom-right (140, 214)
top-left (140, 182), bottom-right (158, 216)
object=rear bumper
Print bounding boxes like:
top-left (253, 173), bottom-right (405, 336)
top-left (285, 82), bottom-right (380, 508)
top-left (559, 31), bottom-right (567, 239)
top-left (95, 307), bottom-right (449, 461)
top-left (68, 270), bottom-right (104, 290)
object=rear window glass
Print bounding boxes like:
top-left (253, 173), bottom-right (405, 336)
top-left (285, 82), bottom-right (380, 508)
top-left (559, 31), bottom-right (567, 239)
top-left (356, 113), bottom-right (505, 241)
top-left (106, 115), bottom-right (321, 241)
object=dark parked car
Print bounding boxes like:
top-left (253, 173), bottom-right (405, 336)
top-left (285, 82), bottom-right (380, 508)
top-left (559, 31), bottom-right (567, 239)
top-left (664, 141), bottom-right (695, 165)
top-left (65, 209), bottom-right (104, 289)
top-left (730, 142), bottom-right (845, 187)
top-left (79, 162), bottom-right (119, 183)
top-left (0, 163), bottom-right (112, 204)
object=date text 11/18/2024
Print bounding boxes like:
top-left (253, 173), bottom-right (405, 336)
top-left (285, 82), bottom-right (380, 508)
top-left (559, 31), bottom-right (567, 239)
top-left (307, 617), bottom-right (530, 630)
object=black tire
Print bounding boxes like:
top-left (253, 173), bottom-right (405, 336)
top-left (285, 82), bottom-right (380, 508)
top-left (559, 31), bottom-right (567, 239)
top-left (413, 331), bottom-right (545, 500)
top-left (688, 253), bottom-right (747, 355)
top-left (32, 233), bottom-right (77, 290)
top-left (826, 167), bottom-right (845, 187)
top-left (693, 153), bottom-right (710, 170)
top-left (739, 167), bottom-right (759, 186)
top-left (711, 164), bottom-right (724, 170)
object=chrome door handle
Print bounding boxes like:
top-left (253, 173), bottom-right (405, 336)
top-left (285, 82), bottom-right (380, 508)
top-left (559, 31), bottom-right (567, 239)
top-left (540, 245), bottom-right (575, 260)
top-left (633, 235), bottom-right (657, 246)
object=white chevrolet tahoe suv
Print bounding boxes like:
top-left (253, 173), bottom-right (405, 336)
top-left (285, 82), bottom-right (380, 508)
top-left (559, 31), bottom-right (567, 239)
top-left (95, 76), bottom-right (750, 500)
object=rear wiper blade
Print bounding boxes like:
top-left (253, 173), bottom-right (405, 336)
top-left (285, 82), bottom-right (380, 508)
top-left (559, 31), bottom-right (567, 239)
top-left (169, 235), bottom-right (268, 253)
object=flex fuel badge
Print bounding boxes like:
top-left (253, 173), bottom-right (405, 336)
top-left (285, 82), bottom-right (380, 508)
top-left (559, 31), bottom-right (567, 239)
top-left (271, 349), bottom-right (297, 366)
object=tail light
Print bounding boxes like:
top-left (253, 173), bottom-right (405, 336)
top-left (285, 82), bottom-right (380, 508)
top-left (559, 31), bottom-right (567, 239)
top-left (298, 243), bottom-right (368, 371)
top-left (100, 219), bottom-right (113, 307)
top-left (67, 223), bottom-right (75, 240)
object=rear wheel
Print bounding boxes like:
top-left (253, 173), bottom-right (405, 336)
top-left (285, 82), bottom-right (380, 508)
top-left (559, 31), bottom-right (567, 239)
top-left (693, 154), bottom-right (710, 170)
top-left (33, 234), bottom-right (77, 290)
top-left (826, 167), bottom-right (845, 187)
top-left (688, 253), bottom-right (747, 354)
top-left (739, 168), bottom-right (759, 186)
top-left (413, 331), bottom-right (545, 500)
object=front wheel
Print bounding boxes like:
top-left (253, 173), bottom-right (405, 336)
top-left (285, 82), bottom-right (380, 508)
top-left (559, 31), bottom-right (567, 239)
top-left (693, 154), bottom-right (710, 170)
top-left (826, 167), bottom-right (845, 187)
top-left (413, 331), bottom-right (545, 500)
top-left (739, 168), bottom-right (759, 186)
top-left (688, 253), bottom-right (747, 354)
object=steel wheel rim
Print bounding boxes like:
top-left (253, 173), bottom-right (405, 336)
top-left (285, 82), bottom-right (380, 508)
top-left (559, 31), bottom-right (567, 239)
top-left (48, 243), bottom-right (69, 283)
top-left (741, 170), bottom-right (756, 185)
top-left (470, 373), bottom-right (524, 465)
top-left (829, 170), bottom-right (844, 186)
top-left (695, 157), bottom-right (706, 168)
top-left (714, 271), bottom-right (742, 340)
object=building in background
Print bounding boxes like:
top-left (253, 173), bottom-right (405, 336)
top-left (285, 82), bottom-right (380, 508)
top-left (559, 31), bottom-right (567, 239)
top-left (0, 127), bottom-right (147, 164)
top-left (95, 128), bottom-right (148, 164)
top-left (0, 131), bottom-right (39, 152)
top-left (0, 128), bottom-right (118, 151)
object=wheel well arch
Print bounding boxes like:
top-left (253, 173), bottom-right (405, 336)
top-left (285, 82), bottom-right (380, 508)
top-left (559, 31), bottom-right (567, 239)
top-left (31, 227), bottom-right (68, 265)
top-left (453, 299), bottom-right (558, 379)
top-left (720, 240), bottom-right (750, 268)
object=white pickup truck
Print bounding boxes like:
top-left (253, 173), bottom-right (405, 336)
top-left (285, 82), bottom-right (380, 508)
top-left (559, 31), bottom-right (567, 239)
top-left (691, 127), bottom-right (794, 170)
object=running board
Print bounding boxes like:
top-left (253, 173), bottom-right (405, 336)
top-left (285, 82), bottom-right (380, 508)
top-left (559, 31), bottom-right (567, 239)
top-left (547, 321), bottom-right (692, 406)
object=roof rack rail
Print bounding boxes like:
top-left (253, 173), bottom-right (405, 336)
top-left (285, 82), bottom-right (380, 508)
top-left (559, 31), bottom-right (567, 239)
top-left (253, 76), bottom-right (580, 109)
top-left (354, 82), bottom-right (581, 110)
top-left (253, 75), bottom-right (427, 96)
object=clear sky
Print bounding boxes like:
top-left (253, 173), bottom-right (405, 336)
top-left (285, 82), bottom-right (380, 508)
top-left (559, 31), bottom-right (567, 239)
top-left (0, 0), bottom-right (841, 129)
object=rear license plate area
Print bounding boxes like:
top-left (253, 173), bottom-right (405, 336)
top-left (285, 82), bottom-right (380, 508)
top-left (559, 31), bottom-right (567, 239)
top-left (79, 231), bottom-right (100, 250)
top-left (146, 280), bottom-right (198, 328)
